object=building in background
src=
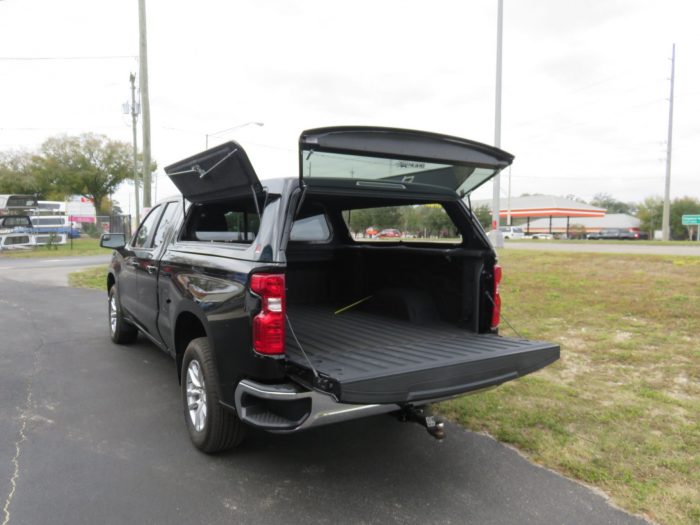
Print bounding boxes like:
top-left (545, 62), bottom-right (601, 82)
top-left (471, 195), bottom-right (606, 238)
top-left (526, 213), bottom-right (642, 238)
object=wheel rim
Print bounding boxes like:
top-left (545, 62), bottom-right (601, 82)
top-left (186, 359), bottom-right (207, 432)
top-left (109, 295), bottom-right (117, 334)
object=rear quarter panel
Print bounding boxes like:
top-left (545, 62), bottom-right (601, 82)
top-left (159, 246), bottom-right (287, 405)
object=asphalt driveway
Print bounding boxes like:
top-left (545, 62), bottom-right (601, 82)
top-left (0, 254), bottom-right (110, 287)
top-left (0, 272), bottom-right (649, 524)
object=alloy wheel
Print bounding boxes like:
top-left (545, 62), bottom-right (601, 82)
top-left (186, 359), bottom-right (207, 432)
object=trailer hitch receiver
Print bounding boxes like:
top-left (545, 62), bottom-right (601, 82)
top-left (398, 405), bottom-right (445, 440)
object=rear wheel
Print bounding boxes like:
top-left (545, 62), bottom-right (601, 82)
top-left (181, 337), bottom-right (245, 453)
top-left (108, 284), bottom-right (138, 344)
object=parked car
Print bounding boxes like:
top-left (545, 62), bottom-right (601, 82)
top-left (587, 228), bottom-right (648, 240)
top-left (524, 232), bottom-right (554, 240)
top-left (498, 226), bottom-right (524, 239)
top-left (377, 228), bottom-right (401, 238)
top-left (100, 126), bottom-right (559, 453)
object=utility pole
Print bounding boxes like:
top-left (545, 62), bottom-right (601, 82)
top-left (506, 166), bottom-right (512, 226)
top-left (661, 43), bottom-right (675, 241)
top-left (490, 0), bottom-right (504, 247)
top-left (138, 0), bottom-right (152, 208)
top-left (129, 73), bottom-right (140, 225)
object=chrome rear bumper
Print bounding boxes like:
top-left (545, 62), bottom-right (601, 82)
top-left (234, 379), bottom-right (401, 433)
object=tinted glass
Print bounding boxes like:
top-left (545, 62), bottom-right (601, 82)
top-left (132, 206), bottom-right (161, 248)
top-left (7, 196), bottom-right (37, 208)
top-left (303, 150), bottom-right (497, 196)
top-left (290, 214), bottom-right (331, 242)
top-left (33, 218), bottom-right (64, 226)
top-left (3, 217), bottom-right (30, 226)
top-left (4, 235), bottom-right (30, 245)
top-left (152, 202), bottom-right (180, 249)
top-left (341, 203), bottom-right (462, 244)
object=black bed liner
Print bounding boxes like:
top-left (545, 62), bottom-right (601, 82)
top-left (286, 305), bottom-right (560, 404)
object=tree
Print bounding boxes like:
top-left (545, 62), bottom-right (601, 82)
top-left (637, 196), bottom-right (663, 238)
top-left (35, 133), bottom-right (134, 214)
top-left (372, 206), bottom-right (401, 230)
top-left (346, 208), bottom-right (373, 234)
top-left (591, 192), bottom-right (635, 215)
top-left (345, 206), bottom-right (402, 234)
top-left (637, 196), bottom-right (700, 240)
top-left (564, 194), bottom-right (587, 204)
top-left (473, 204), bottom-right (492, 230)
top-left (670, 197), bottom-right (700, 240)
top-left (0, 150), bottom-right (63, 198)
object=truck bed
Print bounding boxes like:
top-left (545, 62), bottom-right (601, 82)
top-left (286, 305), bottom-right (560, 404)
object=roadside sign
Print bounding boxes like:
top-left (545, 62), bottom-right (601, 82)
top-left (681, 214), bottom-right (700, 225)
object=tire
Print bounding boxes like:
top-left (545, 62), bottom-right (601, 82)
top-left (181, 337), bottom-right (245, 453)
top-left (108, 284), bottom-right (138, 344)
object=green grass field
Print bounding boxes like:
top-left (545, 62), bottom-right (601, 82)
top-left (0, 237), bottom-right (103, 258)
top-left (508, 238), bottom-right (700, 246)
top-left (68, 264), bottom-right (108, 290)
top-left (69, 251), bottom-right (699, 523)
top-left (439, 251), bottom-right (700, 525)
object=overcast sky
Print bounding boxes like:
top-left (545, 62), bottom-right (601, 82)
top-left (1, 0), bottom-right (698, 213)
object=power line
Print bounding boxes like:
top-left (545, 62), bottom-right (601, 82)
top-left (0, 126), bottom-right (125, 131)
top-left (0, 55), bottom-right (136, 61)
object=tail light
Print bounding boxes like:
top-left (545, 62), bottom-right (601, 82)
top-left (250, 273), bottom-right (286, 355)
top-left (491, 264), bottom-right (502, 329)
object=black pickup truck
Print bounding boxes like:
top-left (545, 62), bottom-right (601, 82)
top-left (100, 127), bottom-right (559, 453)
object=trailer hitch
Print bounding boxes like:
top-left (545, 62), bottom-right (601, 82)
top-left (398, 405), bottom-right (445, 440)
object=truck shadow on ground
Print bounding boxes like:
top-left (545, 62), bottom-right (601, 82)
top-left (115, 336), bottom-right (644, 525)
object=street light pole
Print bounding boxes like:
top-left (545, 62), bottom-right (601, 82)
top-left (138, 0), bottom-right (152, 208)
top-left (490, 0), bottom-right (505, 248)
top-left (129, 73), bottom-right (140, 225)
top-left (661, 44), bottom-right (675, 241)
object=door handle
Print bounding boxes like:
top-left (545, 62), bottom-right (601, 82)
top-left (127, 260), bottom-right (139, 268)
top-left (146, 265), bottom-right (158, 275)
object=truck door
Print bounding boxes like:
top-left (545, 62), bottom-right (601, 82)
top-left (146, 201), bottom-right (182, 345)
top-left (132, 202), bottom-right (181, 340)
top-left (120, 206), bottom-right (162, 322)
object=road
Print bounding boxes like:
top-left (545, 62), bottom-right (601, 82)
top-left (504, 241), bottom-right (700, 256)
top-left (0, 254), bottom-right (110, 287)
top-left (0, 261), bottom-right (649, 524)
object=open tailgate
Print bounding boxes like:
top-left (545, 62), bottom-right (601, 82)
top-left (286, 305), bottom-right (559, 404)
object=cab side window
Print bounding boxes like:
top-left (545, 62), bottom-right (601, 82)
top-left (132, 206), bottom-right (161, 248)
top-left (152, 202), bottom-right (181, 250)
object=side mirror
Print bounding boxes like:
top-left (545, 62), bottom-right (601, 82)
top-left (100, 233), bottom-right (126, 250)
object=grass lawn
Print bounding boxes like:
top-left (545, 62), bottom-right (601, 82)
top-left (68, 265), bottom-right (108, 290)
top-left (509, 239), bottom-right (700, 246)
top-left (439, 250), bottom-right (700, 525)
top-left (0, 237), bottom-right (103, 258)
